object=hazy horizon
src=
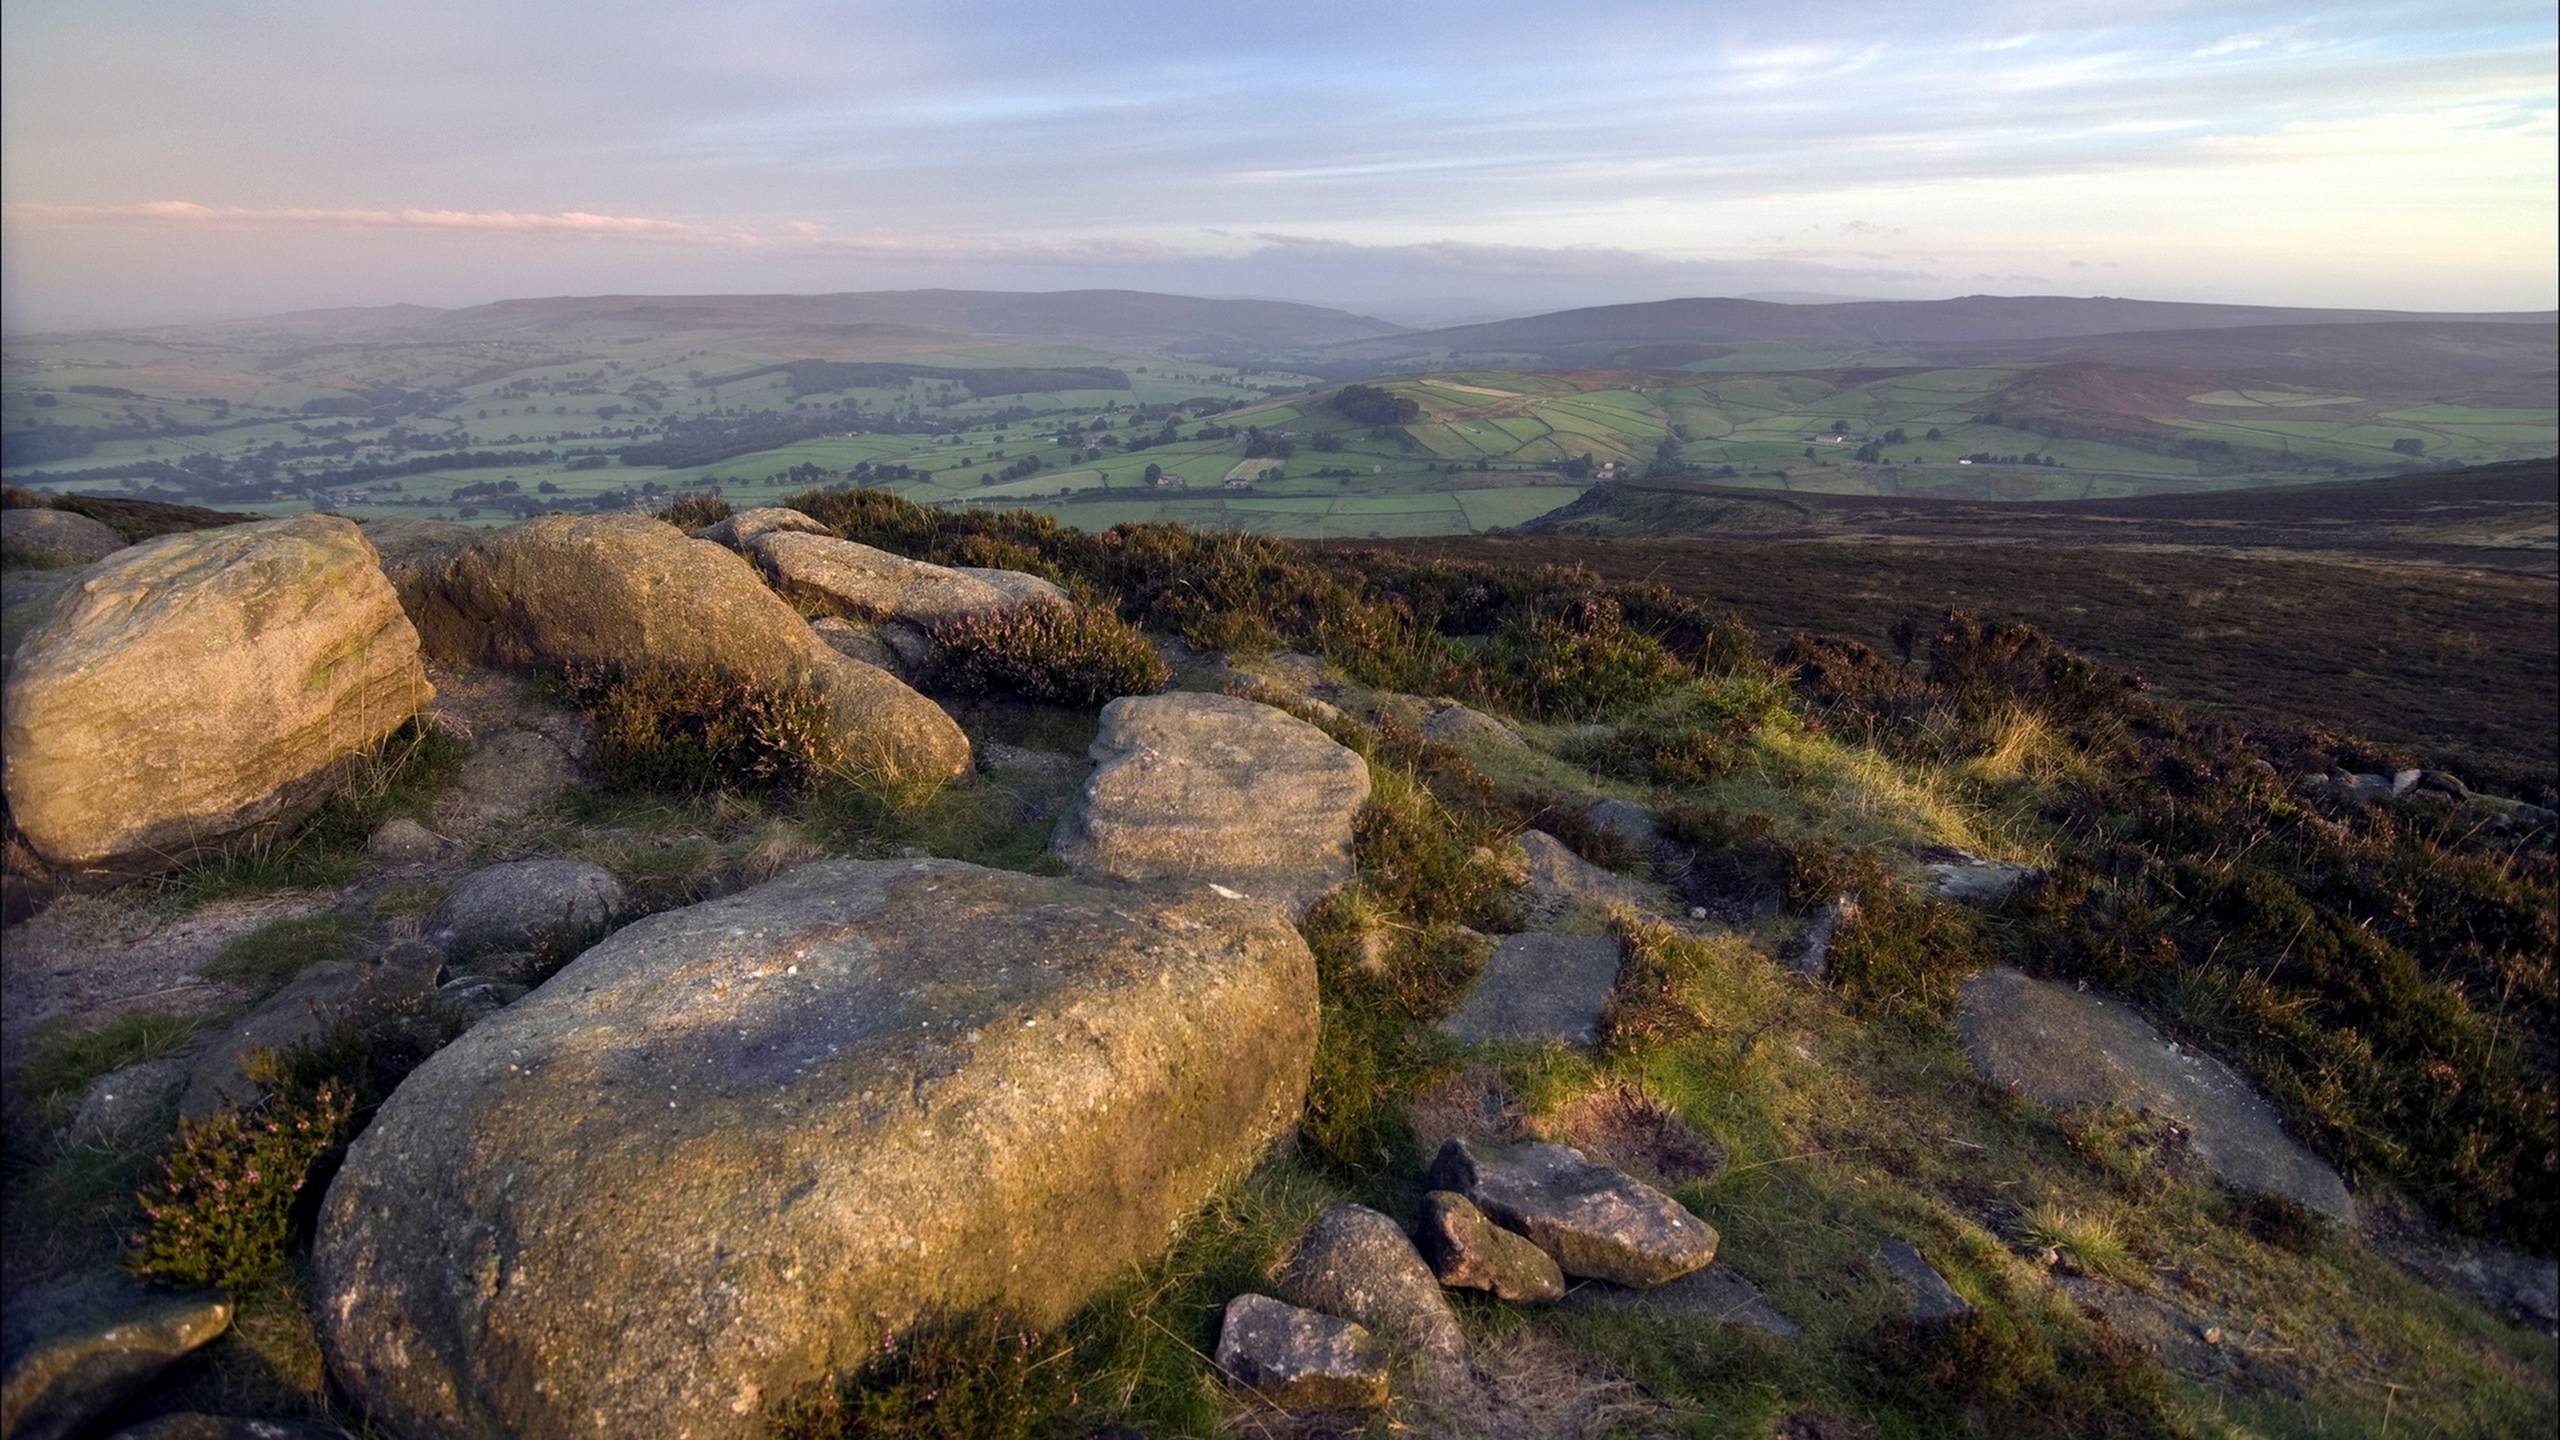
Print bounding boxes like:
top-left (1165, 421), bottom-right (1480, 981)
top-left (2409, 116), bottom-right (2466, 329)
top-left (5, 0), bottom-right (2556, 331)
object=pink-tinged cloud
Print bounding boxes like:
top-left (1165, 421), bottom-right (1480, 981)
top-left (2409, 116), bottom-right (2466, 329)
top-left (0, 203), bottom-right (1204, 267)
top-left (7, 200), bottom-right (742, 242)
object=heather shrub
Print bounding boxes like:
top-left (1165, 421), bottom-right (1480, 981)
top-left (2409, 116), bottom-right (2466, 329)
top-left (130, 1059), bottom-right (353, 1290)
top-left (655, 493), bottom-right (732, 530)
top-left (1477, 594), bottom-right (1691, 720)
top-left (1575, 676), bottom-right (1793, 787)
top-left (564, 663), bottom-right (838, 795)
top-left (1787, 839), bottom-right (1981, 1024)
top-left (938, 533), bottom-right (1066, 586)
top-left (924, 605), bottom-right (1167, 707)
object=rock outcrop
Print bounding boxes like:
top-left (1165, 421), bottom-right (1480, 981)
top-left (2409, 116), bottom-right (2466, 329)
top-left (358, 518), bottom-right (479, 619)
top-left (1417, 1190), bottom-right (1566, 1303)
top-left (741, 531), bottom-right (1069, 676)
top-left (1427, 1138), bottom-right (1719, 1288)
top-left (399, 514), bottom-right (967, 783)
top-left (1923, 850), bottom-right (2040, 906)
top-left (422, 859), bottom-right (624, 961)
top-left (3, 515), bottom-right (432, 872)
top-left (1957, 967), bottom-right (2353, 1222)
top-left (67, 1059), bottom-right (188, 1148)
top-left (1512, 830), bottom-right (1674, 930)
top-left (1, 508), bottom-right (125, 570)
top-left (1, 1273), bottom-right (231, 1440)
top-left (1561, 1264), bottom-right (1801, 1338)
top-left (1214, 1295), bottom-right (1389, 1411)
top-left (180, 941), bottom-right (445, 1120)
top-left (1052, 692), bottom-right (1370, 920)
top-left (745, 530), bottom-right (1061, 628)
top-left (1438, 933), bottom-right (1622, 1049)
top-left (1878, 1237), bottom-right (1971, 1325)
top-left (690, 506), bottom-right (831, 549)
top-left (1275, 1205), bottom-right (1468, 1382)
top-left (313, 859), bottom-right (1317, 1440)
top-left (1422, 700), bottom-right (1526, 750)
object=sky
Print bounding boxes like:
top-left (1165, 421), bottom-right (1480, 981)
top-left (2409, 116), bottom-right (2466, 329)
top-left (2, 0), bottom-right (2554, 331)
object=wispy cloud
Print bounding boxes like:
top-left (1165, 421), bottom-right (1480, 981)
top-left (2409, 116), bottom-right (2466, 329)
top-left (7, 201), bottom-right (740, 241)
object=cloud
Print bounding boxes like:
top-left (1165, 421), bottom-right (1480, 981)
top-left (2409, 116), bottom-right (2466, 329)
top-left (8, 200), bottom-right (738, 242)
top-left (2193, 33), bottom-right (2271, 59)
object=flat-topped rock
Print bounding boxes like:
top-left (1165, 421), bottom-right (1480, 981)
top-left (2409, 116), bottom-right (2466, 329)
top-left (1214, 1295), bottom-right (1389, 1412)
top-left (1052, 692), bottom-right (1370, 920)
top-left (1562, 1263), bottom-right (1801, 1338)
top-left (1417, 1190), bottom-right (1566, 1303)
top-left (1923, 850), bottom-right (2040, 906)
top-left (314, 859), bottom-right (1317, 1440)
top-left (1957, 966), bottom-right (2353, 1222)
top-left (1438, 933), bottom-right (1622, 1049)
top-left (3, 514), bottom-right (432, 873)
top-left (1427, 1138), bottom-right (1718, 1288)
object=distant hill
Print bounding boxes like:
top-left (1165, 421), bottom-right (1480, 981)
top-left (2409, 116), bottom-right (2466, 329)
top-left (1303, 294), bottom-right (2557, 370)
top-left (166, 302), bottom-right (450, 338)
top-left (427, 288), bottom-right (1405, 355)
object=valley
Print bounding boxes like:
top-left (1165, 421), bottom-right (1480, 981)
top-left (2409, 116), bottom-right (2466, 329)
top-left (6, 291), bottom-right (2553, 541)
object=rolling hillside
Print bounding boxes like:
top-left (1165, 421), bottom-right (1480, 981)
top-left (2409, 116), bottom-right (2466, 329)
top-left (1300, 294), bottom-right (2558, 372)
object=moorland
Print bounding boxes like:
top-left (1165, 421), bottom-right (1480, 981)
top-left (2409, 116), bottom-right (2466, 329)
top-left (1, 287), bottom-right (2554, 1440)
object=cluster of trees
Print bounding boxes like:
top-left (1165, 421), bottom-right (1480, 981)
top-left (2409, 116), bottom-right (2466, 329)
top-left (1329, 384), bottom-right (1420, 426)
top-left (982, 454), bottom-right (1048, 485)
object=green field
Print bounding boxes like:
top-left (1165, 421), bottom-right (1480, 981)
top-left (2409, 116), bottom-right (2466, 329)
top-left (9, 308), bottom-right (2555, 538)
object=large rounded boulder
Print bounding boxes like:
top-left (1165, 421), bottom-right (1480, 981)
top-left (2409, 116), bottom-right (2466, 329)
top-left (402, 514), bottom-right (968, 783)
top-left (312, 858), bottom-right (1318, 1439)
top-left (2, 515), bottom-right (431, 872)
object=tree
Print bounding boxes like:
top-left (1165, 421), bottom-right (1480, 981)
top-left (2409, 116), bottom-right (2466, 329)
top-left (1925, 427), bottom-right (1943, 441)
top-left (1329, 384), bottom-right (1420, 426)
top-left (2392, 437), bottom-right (2426, 456)
top-left (1143, 462), bottom-right (1164, 486)
top-left (1831, 420), bottom-right (1850, 434)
